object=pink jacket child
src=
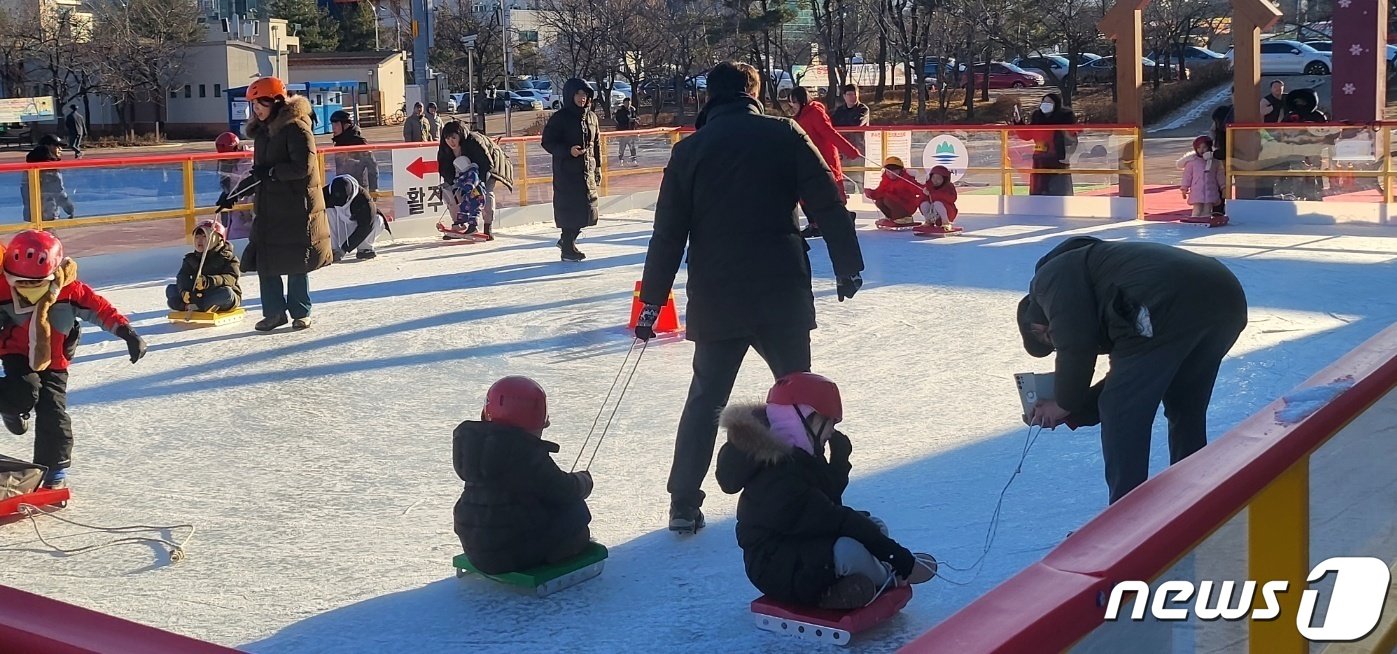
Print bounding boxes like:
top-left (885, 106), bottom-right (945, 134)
top-left (1180, 135), bottom-right (1226, 217)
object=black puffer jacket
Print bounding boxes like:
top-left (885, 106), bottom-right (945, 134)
top-left (714, 404), bottom-right (912, 605)
top-left (540, 78), bottom-right (601, 229)
top-left (452, 420), bottom-right (592, 575)
top-left (331, 125), bottom-right (379, 191)
top-left (175, 240), bottom-right (242, 305)
top-left (1022, 236), bottom-right (1248, 425)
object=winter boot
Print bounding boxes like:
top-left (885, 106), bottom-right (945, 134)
top-left (800, 224), bottom-right (823, 239)
top-left (255, 315), bottom-right (289, 332)
top-left (481, 222), bottom-right (494, 241)
top-left (561, 247), bottom-right (586, 262)
top-left (42, 468), bottom-right (67, 490)
top-left (817, 574), bottom-right (880, 610)
top-left (668, 504), bottom-right (705, 534)
top-left (356, 248), bottom-right (377, 260)
top-left (3, 412), bottom-right (30, 436)
top-left (902, 553), bottom-right (938, 585)
top-left (292, 318), bottom-right (313, 330)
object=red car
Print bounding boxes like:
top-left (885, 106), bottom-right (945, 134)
top-left (964, 62), bottom-right (1045, 89)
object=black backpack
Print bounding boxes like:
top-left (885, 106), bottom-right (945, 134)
top-left (463, 131), bottom-right (516, 192)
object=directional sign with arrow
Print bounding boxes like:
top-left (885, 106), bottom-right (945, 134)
top-left (391, 146), bottom-right (446, 218)
top-left (406, 156), bottom-right (439, 179)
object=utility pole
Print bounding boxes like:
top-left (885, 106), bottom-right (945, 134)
top-left (500, 0), bottom-right (512, 136)
top-left (462, 35), bottom-right (479, 131)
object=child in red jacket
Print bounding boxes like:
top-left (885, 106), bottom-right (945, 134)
top-left (0, 230), bottom-right (146, 489)
top-left (919, 165), bottom-right (959, 230)
top-left (863, 157), bottom-right (926, 227)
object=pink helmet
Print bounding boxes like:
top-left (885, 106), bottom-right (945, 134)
top-left (767, 372), bottom-right (843, 423)
top-left (194, 218), bottom-right (227, 240)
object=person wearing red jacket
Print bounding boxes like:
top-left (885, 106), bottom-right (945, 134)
top-left (791, 86), bottom-right (862, 238)
top-left (0, 230), bottom-right (146, 490)
top-left (919, 165), bottom-right (959, 229)
top-left (863, 156), bottom-right (925, 226)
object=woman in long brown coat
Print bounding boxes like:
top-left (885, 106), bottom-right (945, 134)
top-left (239, 76), bottom-right (332, 331)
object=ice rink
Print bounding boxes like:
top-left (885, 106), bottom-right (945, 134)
top-left (2, 208), bottom-right (1395, 653)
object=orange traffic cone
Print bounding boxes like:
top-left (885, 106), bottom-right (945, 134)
top-left (629, 281), bottom-right (680, 333)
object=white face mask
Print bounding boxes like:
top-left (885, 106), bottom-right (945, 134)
top-left (1202, 151), bottom-right (1213, 160)
top-left (1040, 102), bottom-right (1054, 114)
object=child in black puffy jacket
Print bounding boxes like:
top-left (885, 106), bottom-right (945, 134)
top-left (715, 372), bottom-right (935, 610)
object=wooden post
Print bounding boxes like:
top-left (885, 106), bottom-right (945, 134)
top-left (1099, 1), bottom-right (1148, 204)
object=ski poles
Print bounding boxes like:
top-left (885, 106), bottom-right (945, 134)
top-left (570, 338), bottom-right (649, 473)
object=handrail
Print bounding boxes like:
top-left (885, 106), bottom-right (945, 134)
top-left (900, 323), bottom-right (1397, 653)
top-left (0, 585), bottom-right (244, 654)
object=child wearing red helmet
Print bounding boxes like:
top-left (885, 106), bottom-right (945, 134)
top-left (715, 372), bottom-right (936, 609)
top-left (452, 376), bottom-right (594, 574)
top-left (0, 230), bottom-right (146, 489)
top-left (214, 131), bottom-right (255, 240)
top-left (166, 218), bottom-right (242, 313)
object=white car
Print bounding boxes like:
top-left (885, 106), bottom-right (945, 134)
top-left (1227, 40), bottom-right (1332, 75)
top-left (1305, 40), bottom-right (1397, 72)
top-left (513, 89), bottom-right (550, 107)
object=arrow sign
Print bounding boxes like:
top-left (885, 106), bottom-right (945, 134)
top-left (406, 157), bottom-right (439, 179)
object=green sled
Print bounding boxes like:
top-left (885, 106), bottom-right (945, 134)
top-left (453, 542), bottom-right (608, 597)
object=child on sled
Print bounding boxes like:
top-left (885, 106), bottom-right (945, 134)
top-left (167, 219), bottom-right (241, 313)
top-left (919, 165), bottom-right (959, 232)
top-left (863, 156), bottom-right (925, 227)
top-left (715, 372), bottom-right (936, 610)
top-left (447, 155), bottom-right (487, 235)
top-left (453, 376), bottom-right (594, 574)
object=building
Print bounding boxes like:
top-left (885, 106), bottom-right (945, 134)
top-left (288, 51), bottom-right (408, 127)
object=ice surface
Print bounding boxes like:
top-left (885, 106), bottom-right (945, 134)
top-left (2, 210), bottom-right (1394, 653)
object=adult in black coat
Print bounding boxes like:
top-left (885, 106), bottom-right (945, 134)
top-left (1018, 237), bottom-right (1248, 503)
top-left (636, 61), bottom-right (865, 532)
top-left (541, 78), bottom-right (601, 261)
top-left (1021, 92), bottom-right (1077, 196)
top-left (452, 419), bottom-right (594, 574)
top-left (437, 120), bottom-right (516, 239)
top-left (329, 110), bottom-right (379, 191)
top-left (715, 403), bottom-right (916, 608)
top-left (1281, 88), bottom-right (1328, 200)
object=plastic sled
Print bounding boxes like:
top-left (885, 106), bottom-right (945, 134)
top-left (453, 542), bottom-right (608, 597)
top-left (1, 487), bottom-right (71, 518)
top-left (874, 218), bottom-right (919, 232)
top-left (437, 223), bottom-right (492, 243)
top-left (912, 224), bottom-right (963, 238)
top-left (167, 308), bottom-right (246, 326)
top-left (1177, 214), bottom-right (1229, 228)
top-left (751, 585), bottom-right (912, 646)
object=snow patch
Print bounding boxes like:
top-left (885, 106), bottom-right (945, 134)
top-left (1275, 376), bottom-right (1357, 425)
top-left (1147, 84), bottom-right (1231, 134)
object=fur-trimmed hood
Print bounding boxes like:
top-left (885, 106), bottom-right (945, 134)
top-left (715, 403), bottom-right (800, 495)
top-left (244, 95), bottom-right (314, 138)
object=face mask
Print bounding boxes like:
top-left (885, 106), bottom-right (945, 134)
top-left (1040, 102), bottom-right (1054, 114)
top-left (1202, 151), bottom-right (1213, 160)
top-left (14, 283), bottom-right (50, 303)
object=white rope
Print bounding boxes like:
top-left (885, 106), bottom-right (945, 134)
top-left (15, 503), bottom-right (195, 563)
top-left (583, 340), bottom-right (647, 471)
top-left (934, 425), bottom-right (1044, 586)
top-left (570, 338), bottom-right (641, 472)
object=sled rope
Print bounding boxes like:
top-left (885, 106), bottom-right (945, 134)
top-left (16, 503), bottom-right (196, 563)
top-left (582, 340), bottom-right (647, 471)
top-left (935, 425), bottom-right (1044, 586)
top-left (571, 338), bottom-right (645, 472)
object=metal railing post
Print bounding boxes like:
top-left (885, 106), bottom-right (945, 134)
top-left (1248, 459), bottom-right (1309, 654)
top-left (518, 141), bottom-right (530, 207)
top-left (27, 169), bottom-right (43, 226)
top-left (183, 160), bottom-right (197, 241)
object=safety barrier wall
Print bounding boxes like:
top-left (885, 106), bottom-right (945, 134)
top-left (0, 124), bottom-right (1143, 247)
top-left (0, 584), bottom-right (243, 653)
top-left (1226, 123), bottom-right (1397, 225)
top-left (901, 324), bottom-right (1397, 654)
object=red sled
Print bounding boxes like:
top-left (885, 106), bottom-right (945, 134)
top-left (912, 224), bottom-right (963, 238)
top-left (1177, 214), bottom-right (1229, 228)
top-left (1, 487), bottom-right (70, 518)
top-left (751, 585), bottom-right (912, 646)
top-left (874, 218), bottom-right (919, 232)
top-left (436, 223), bottom-right (493, 242)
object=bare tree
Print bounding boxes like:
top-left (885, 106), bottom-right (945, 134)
top-left (90, 0), bottom-right (203, 139)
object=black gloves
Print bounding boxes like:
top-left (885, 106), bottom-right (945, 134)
top-left (114, 324), bottom-right (147, 364)
top-left (885, 546), bottom-right (915, 579)
top-left (828, 429), bottom-right (852, 461)
top-left (634, 303), bottom-right (660, 341)
top-left (251, 165), bottom-right (275, 182)
top-left (573, 470), bottom-right (594, 498)
top-left (837, 273), bottom-right (863, 302)
top-left (215, 191), bottom-right (234, 212)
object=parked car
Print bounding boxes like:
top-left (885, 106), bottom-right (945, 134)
top-left (768, 70), bottom-right (795, 97)
top-left (922, 56), bottom-right (961, 82)
top-left (1077, 56), bottom-right (1178, 84)
top-left (514, 89), bottom-right (551, 107)
top-left (1305, 40), bottom-right (1397, 72)
top-left (1050, 52), bottom-right (1103, 67)
top-left (964, 61), bottom-right (1044, 89)
top-left (1014, 55), bottom-right (1072, 84)
top-left (1226, 40), bottom-right (1332, 75)
top-left (1148, 45), bottom-right (1228, 70)
top-left (445, 96), bottom-right (459, 113)
top-left (483, 90), bottom-right (544, 113)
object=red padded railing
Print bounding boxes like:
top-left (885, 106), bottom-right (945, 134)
top-left (0, 585), bottom-right (245, 653)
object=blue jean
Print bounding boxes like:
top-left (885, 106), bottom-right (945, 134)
top-left (259, 272), bottom-right (310, 320)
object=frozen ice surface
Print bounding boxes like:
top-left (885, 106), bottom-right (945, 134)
top-left (2, 209), bottom-right (1395, 653)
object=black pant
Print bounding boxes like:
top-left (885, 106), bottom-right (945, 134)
top-left (560, 227), bottom-right (582, 250)
top-left (0, 355), bottom-right (71, 472)
top-left (1097, 322), bottom-right (1245, 503)
top-left (668, 327), bottom-right (813, 508)
top-left (166, 284), bottom-right (238, 312)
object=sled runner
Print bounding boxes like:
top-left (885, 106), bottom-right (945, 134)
top-left (0, 487), bottom-right (70, 518)
top-left (873, 218), bottom-right (919, 232)
top-left (1176, 214), bottom-right (1229, 228)
top-left (167, 308), bottom-right (246, 327)
top-left (912, 224), bottom-right (964, 238)
top-left (437, 223), bottom-right (492, 243)
top-left (751, 585), bottom-right (912, 646)
top-left (453, 542), bottom-right (608, 597)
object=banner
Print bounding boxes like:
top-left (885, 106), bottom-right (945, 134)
top-left (863, 131), bottom-right (883, 189)
top-left (0, 97), bottom-right (55, 123)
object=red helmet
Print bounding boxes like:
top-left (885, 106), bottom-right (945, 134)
top-left (194, 218), bottom-right (227, 240)
top-left (483, 376), bottom-right (549, 432)
top-left (4, 230), bottom-right (63, 280)
top-left (1193, 135), bottom-right (1214, 152)
top-left (767, 372), bottom-right (842, 423)
top-left (215, 132), bottom-right (241, 153)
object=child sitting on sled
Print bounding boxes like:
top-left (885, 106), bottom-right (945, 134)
top-left (715, 372), bottom-right (936, 610)
top-left (166, 219), bottom-right (241, 313)
top-left (449, 155), bottom-right (487, 234)
top-left (919, 165), bottom-right (959, 230)
top-left (453, 376), bottom-right (594, 575)
top-left (863, 156), bottom-right (926, 226)
top-left (0, 230), bottom-right (146, 490)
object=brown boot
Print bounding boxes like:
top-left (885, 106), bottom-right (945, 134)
top-left (817, 574), bottom-right (879, 610)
